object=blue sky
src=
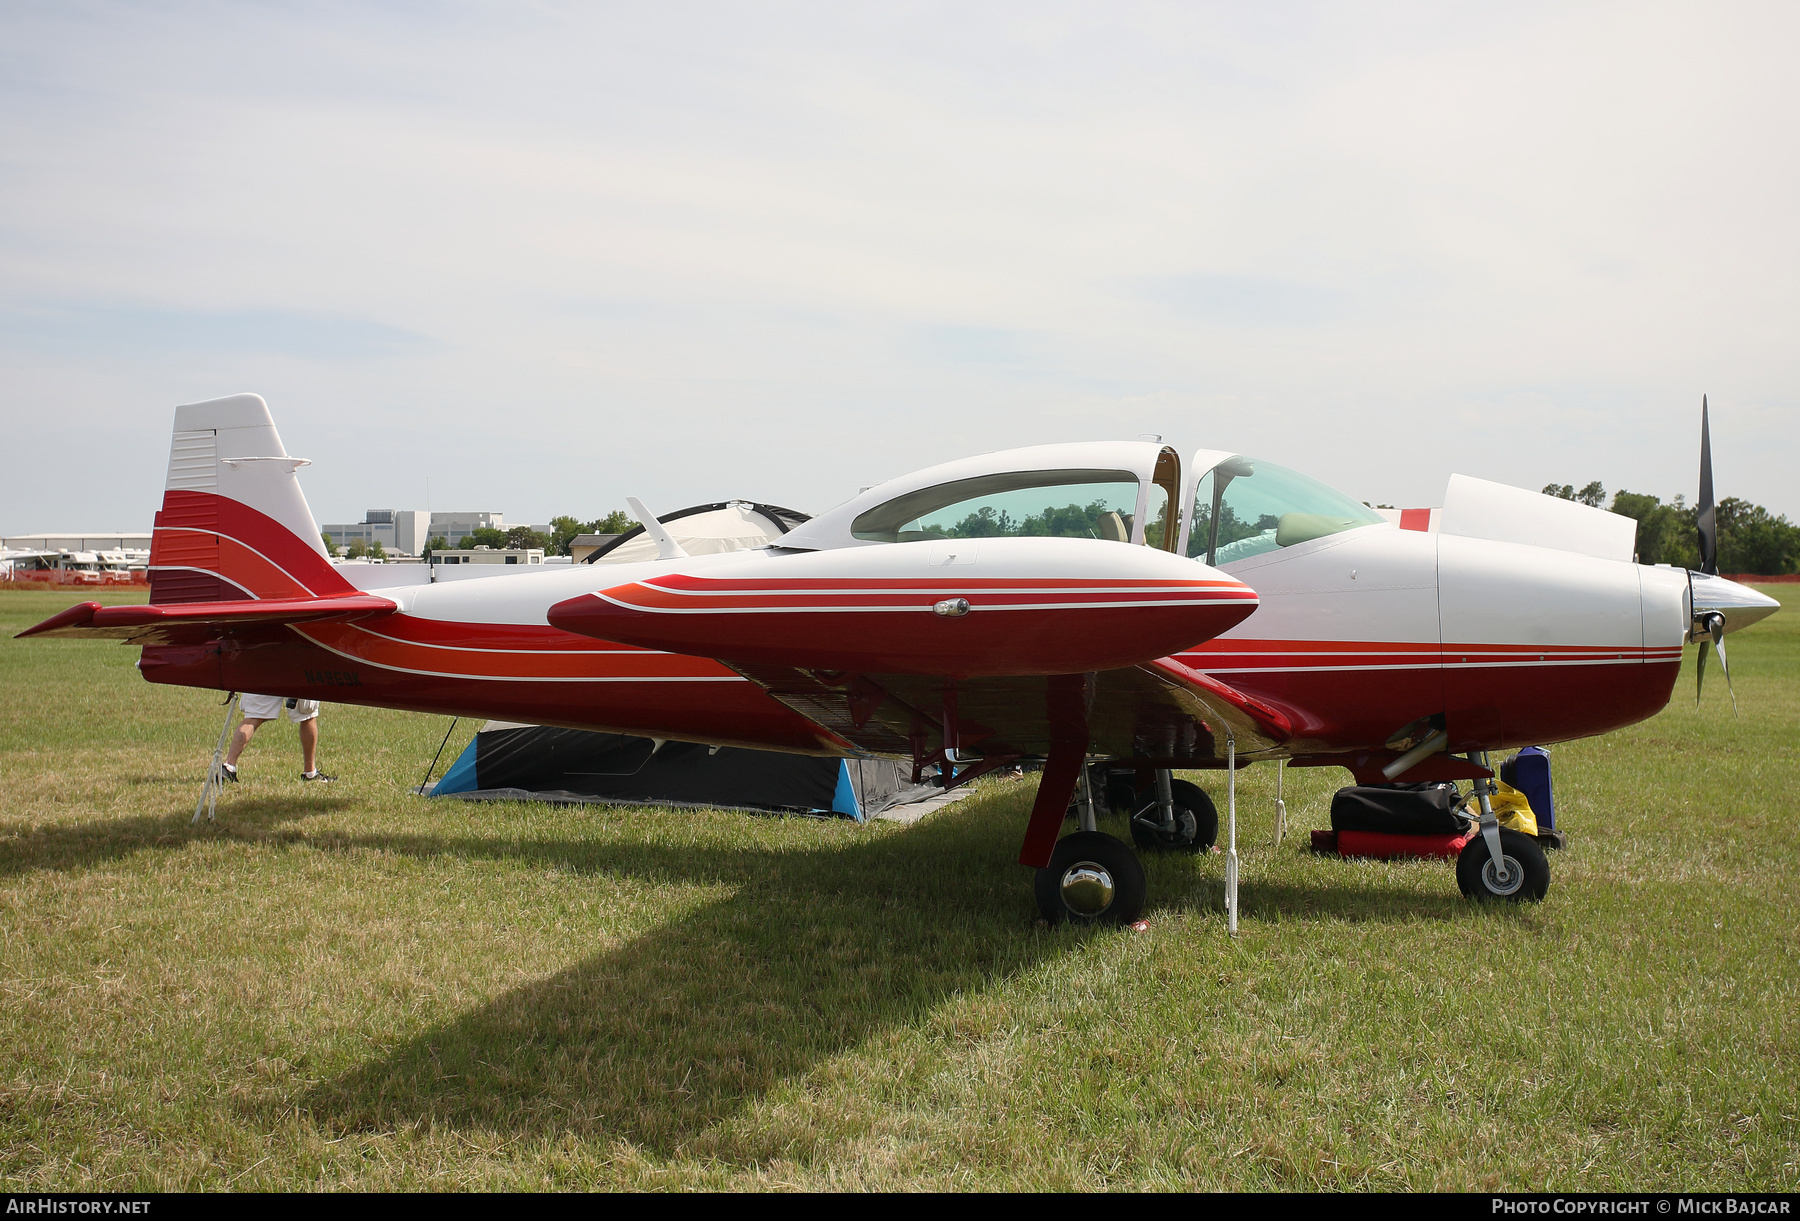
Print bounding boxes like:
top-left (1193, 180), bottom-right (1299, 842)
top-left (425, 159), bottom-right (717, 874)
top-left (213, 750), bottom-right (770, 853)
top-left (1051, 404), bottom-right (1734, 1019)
top-left (2, 1), bottom-right (1795, 531)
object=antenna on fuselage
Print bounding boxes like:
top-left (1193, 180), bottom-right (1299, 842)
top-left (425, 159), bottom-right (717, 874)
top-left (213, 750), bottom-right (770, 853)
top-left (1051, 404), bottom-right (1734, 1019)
top-left (626, 496), bottom-right (690, 560)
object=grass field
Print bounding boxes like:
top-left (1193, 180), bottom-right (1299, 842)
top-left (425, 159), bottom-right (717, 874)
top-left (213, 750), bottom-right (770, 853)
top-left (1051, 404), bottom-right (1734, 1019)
top-left (2, 586), bottom-right (1796, 1191)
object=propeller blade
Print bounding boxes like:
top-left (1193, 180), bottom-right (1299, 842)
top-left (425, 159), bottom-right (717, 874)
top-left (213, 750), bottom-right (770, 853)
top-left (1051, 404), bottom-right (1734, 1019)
top-left (1709, 614), bottom-right (1739, 718)
top-left (1697, 395), bottom-right (1718, 576)
top-left (1696, 636), bottom-right (1710, 707)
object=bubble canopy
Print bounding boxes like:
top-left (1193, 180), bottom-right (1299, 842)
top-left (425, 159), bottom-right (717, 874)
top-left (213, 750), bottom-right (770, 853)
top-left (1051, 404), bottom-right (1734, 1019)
top-left (778, 441), bottom-right (1180, 552)
top-left (775, 441), bottom-right (1375, 562)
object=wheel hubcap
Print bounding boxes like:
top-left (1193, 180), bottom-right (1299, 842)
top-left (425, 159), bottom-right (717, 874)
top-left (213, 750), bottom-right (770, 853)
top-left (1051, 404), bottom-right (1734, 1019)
top-left (1060, 861), bottom-right (1116, 916)
top-left (1482, 854), bottom-right (1525, 897)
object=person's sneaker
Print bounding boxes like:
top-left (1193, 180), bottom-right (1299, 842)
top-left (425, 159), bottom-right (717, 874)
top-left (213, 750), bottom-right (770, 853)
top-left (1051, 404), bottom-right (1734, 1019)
top-left (300, 770), bottom-right (336, 783)
top-left (220, 763), bottom-right (239, 782)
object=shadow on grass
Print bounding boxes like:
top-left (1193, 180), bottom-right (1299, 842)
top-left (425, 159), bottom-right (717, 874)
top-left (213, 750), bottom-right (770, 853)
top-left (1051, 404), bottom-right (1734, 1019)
top-left (297, 796), bottom-right (1481, 1152)
top-left (0, 794), bottom-right (353, 878)
top-left (300, 792), bottom-right (1070, 1151)
top-left (4, 779), bottom-right (1486, 1153)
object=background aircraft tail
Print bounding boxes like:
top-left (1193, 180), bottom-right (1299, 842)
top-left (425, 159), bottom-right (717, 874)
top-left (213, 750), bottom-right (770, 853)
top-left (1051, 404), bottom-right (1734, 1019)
top-left (148, 394), bottom-right (354, 604)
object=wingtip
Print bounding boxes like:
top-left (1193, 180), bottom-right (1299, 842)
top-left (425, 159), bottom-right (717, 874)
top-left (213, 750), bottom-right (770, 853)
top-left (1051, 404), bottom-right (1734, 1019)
top-left (15, 601), bottom-right (101, 639)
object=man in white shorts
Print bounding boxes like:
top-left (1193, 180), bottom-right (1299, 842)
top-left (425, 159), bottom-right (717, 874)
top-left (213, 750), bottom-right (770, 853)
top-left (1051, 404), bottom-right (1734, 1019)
top-left (220, 694), bottom-right (334, 783)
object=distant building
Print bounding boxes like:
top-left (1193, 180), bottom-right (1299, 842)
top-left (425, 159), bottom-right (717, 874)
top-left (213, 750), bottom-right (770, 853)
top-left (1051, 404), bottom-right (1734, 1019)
top-left (568, 533), bottom-right (621, 563)
top-left (319, 509), bottom-right (558, 555)
top-left (321, 509), bottom-right (433, 556)
top-left (426, 511), bottom-right (507, 549)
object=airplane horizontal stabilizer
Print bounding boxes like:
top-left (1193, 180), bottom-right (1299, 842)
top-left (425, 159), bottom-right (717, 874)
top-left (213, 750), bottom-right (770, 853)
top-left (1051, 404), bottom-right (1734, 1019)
top-left (16, 595), bottom-right (397, 645)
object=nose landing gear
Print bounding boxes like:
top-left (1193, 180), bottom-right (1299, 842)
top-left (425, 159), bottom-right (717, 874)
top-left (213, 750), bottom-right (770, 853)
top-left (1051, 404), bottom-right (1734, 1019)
top-left (1456, 753), bottom-right (1551, 902)
top-left (1456, 827), bottom-right (1551, 902)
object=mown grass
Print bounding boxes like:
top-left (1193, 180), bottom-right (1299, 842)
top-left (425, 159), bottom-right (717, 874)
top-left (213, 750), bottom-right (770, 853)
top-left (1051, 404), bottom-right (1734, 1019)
top-left (1, 586), bottom-right (1796, 1191)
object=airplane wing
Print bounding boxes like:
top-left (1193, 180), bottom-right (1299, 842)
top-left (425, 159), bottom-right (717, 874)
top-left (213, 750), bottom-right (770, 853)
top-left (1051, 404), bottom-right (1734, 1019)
top-left (16, 595), bottom-right (397, 646)
top-left (730, 657), bottom-right (1291, 765)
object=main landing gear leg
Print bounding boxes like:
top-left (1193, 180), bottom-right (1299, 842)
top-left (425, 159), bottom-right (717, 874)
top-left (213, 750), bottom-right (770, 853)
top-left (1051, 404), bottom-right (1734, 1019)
top-left (1153, 768), bottom-right (1177, 836)
top-left (1027, 675), bottom-right (1145, 925)
top-left (1075, 762), bottom-right (1100, 833)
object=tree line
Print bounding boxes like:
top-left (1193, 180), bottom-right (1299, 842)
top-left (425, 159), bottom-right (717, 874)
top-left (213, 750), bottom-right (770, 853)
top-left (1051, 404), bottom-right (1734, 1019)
top-left (421, 512), bottom-right (636, 557)
top-left (1542, 483), bottom-right (1800, 574)
top-left (322, 512), bottom-right (637, 559)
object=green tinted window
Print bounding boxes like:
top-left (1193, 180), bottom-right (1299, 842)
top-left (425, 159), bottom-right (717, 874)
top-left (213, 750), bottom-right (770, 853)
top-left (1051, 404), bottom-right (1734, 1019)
top-left (1189, 457), bottom-right (1383, 565)
top-left (852, 470), bottom-right (1142, 543)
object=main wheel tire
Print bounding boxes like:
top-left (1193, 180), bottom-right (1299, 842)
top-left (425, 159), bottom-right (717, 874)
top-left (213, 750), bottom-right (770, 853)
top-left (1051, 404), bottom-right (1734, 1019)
top-left (1034, 831), bottom-right (1147, 925)
top-left (1128, 779), bottom-right (1219, 853)
top-left (1456, 828), bottom-right (1551, 903)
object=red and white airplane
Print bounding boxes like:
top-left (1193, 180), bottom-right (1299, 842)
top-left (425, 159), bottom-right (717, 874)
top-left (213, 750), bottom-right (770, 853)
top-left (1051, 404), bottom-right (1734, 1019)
top-left (20, 394), bottom-right (1779, 926)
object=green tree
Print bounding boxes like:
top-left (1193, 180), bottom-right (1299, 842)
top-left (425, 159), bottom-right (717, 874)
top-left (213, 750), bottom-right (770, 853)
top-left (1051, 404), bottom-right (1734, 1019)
top-left (321, 530), bottom-right (337, 556)
top-left (1543, 481), bottom-right (1605, 507)
top-left (463, 527), bottom-right (508, 550)
top-left (1610, 490), bottom-right (1697, 568)
top-left (1715, 497), bottom-right (1800, 575)
top-left (588, 510), bottom-right (634, 535)
top-left (368, 539), bottom-right (387, 560)
top-left (345, 537), bottom-right (369, 560)
top-left (548, 516), bottom-right (585, 556)
top-left (505, 526), bottom-right (549, 550)
top-left (422, 535), bottom-right (450, 557)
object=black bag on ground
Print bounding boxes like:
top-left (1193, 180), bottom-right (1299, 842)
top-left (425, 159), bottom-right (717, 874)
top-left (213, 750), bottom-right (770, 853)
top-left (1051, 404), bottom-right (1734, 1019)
top-left (1330, 783), bottom-right (1474, 836)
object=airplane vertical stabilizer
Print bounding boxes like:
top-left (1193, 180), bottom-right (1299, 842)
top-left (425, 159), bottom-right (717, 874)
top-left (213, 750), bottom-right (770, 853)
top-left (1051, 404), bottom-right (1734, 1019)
top-left (150, 394), bottom-right (353, 604)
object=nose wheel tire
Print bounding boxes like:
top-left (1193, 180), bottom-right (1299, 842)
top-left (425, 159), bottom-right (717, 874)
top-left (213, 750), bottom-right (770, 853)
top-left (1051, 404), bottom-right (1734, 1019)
top-left (1129, 779), bottom-right (1218, 853)
top-left (1456, 828), bottom-right (1551, 903)
top-left (1034, 831), bottom-right (1147, 925)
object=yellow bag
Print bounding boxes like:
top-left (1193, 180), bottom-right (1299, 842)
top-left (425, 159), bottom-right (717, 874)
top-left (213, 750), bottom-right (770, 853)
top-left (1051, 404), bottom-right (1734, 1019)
top-left (1486, 780), bottom-right (1539, 836)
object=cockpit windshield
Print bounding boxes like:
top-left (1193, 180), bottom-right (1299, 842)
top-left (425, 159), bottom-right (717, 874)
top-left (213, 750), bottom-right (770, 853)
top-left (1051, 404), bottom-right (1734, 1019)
top-left (1188, 457), bottom-right (1383, 566)
top-left (852, 469), bottom-right (1148, 543)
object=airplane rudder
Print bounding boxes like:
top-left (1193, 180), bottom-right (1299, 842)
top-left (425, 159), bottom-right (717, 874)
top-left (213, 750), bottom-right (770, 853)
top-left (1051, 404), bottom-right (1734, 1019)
top-left (149, 394), bottom-right (344, 602)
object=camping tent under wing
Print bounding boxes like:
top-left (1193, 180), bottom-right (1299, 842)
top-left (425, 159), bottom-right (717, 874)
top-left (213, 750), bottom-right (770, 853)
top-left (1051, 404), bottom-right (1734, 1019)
top-left (428, 723), bottom-right (920, 821)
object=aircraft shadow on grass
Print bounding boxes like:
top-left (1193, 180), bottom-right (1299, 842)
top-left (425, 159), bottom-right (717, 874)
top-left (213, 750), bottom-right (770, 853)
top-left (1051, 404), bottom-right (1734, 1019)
top-left (292, 795), bottom-right (1467, 1151)
top-left (0, 782), bottom-right (1470, 1152)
